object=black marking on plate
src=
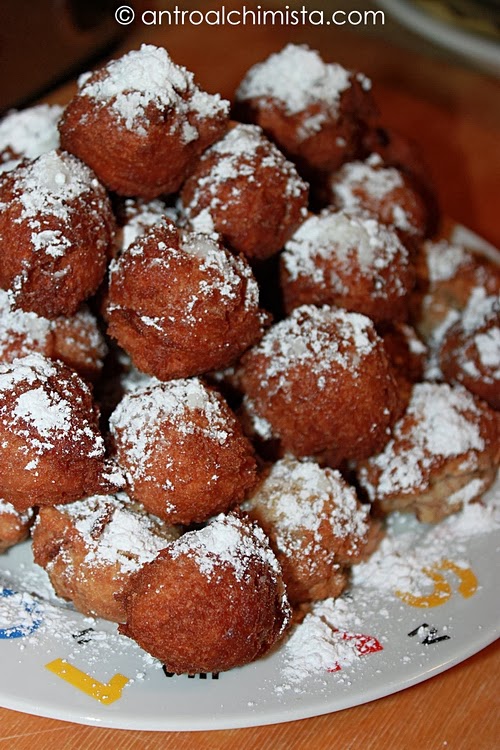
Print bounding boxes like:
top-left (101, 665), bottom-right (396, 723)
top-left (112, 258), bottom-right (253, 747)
top-left (408, 623), bottom-right (451, 645)
top-left (72, 627), bottom-right (96, 644)
top-left (162, 666), bottom-right (220, 679)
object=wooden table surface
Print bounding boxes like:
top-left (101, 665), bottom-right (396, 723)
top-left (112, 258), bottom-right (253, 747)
top-left (1, 4), bottom-right (499, 748)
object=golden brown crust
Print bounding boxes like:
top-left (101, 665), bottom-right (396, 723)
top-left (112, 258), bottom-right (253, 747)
top-left (0, 354), bottom-right (109, 511)
top-left (59, 46), bottom-right (229, 198)
top-left (109, 379), bottom-right (258, 525)
top-left (119, 513), bottom-right (290, 673)
top-left (106, 222), bottom-right (268, 380)
top-left (0, 151), bottom-right (115, 319)
top-left (244, 456), bottom-right (380, 604)
top-left (357, 382), bottom-right (500, 523)
top-left (280, 209), bottom-right (415, 323)
top-left (181, 123), bottom-right (308, 260)
top-left (32, 495), bottom-right (178, 622)
top-left (239, 305), bottom-right (402, 463)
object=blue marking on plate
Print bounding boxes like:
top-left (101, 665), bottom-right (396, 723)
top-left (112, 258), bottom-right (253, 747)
top-left (0, 587), bottom-right (43, 638)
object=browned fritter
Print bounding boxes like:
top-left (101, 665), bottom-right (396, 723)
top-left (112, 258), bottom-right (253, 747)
top-left (439, 290), bottom-right (500, 410)
top-left (239, 305), bottom-right (402, 464)
top-left (109, 378), bottom-right (258, 525)
top-left (0, 150), bottom-right (115, 319)
top-left (357, 382), bottom-right (500, 523)
top-left (59, 45), bottom-right (229, 198)
top-left (106, 221), bottom-right (268, 380)
top-left (244, 456), bottom-right (381, 605)
top-left (32, 493), bottom-right (178, 622)
top-left (280, 209), bottom-right (414, 323)
top-left (180, 123), bottom-right (308, 261)
top-left (234, 45), bottom-right (375, 177)
top-left (0, 291), bottom-right (107, 382)
top-left (0, 353), bottom-right (109, 511)
top-left (327, 154), bottom-right (429, 247)
top-left (119, 513), bottom-right (291, 674)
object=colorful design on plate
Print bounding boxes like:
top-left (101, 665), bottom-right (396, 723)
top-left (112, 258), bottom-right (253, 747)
top-left (45, 658), bottom-right (130, 705)
top-left (327, 631), bottom-right (383, 672)
top-left (0, 587), bottom-right (43, 639)
top-left (395, 559), bottom-right (478, 608)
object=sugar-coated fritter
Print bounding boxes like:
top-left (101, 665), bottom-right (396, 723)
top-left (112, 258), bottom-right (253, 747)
top-left (244, 456), bottom-right (381, 604)
top-left (59, 45), bottom-right (229, 198)
top-left (0, 353), bottom-right (110, 511)
top-left (106, 222), bottom-right (268, 380)
top-left (280, 209), bottom-right (414, 323)
top-left (239, 305), bottom-right (402, 464)
top-left (357, 382), bottom-right (499, 523)
top-left (32, 492), bottom-right (179, 622)
top-left (327, 153), bottom-right (429, 245)
top-left (119, 512), bottom-right (291, 674)
top-left (0, 150), bottom-right (115, 318)
top-left (181, 123), bottom-right (308, 260)
top-left (0, 290), bottom-right (107, 382)
top-left (235, 44), bottom-right (375, 176)
top-left (109, 378), bottom-right (257, 525)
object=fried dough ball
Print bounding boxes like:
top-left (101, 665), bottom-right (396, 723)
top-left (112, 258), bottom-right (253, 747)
top-left (59, 45), bottom-right (229, 198)
top-left (361, 125), bottom-right (440, 236)
top-left (119, 512), bottom-right (291, 674)
top-left (32, 493), bottom-right (179, 622)
top-left (0, 290), bottom-right (107, 381)
top-left (0, 150), bottom-right (115, 318)
top-left (0, 104), bottom-right (63, 174)
top-left (180, 123), bottom-right (308, 261)
top-left (244, 456), bottom-right (380, 605)
top-left (234, 44), bottom-right (375, 176)
top-left (0, 499), bottom-right (34, 553)
top-left (280, 210), bottom-right (414, 323)
top-left (109, 378), bottom-right (257, 525)
top-left (239, 305), bottom-right (402, 464)
top-left (327, 154), bottom-right (429, 245)
top-left (440, 289), bottom-right (500, 409)
top-left (411, 240), bottom-right (500, 344)
top-left (357, 382), bottom-right (500, 523)
top-left (0, 353), bottom-right (109, 511)
top-left (106, 222), bottom-right (268, 380)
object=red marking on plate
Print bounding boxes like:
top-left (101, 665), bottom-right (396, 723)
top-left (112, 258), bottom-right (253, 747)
top-left (327, 631), bottom-right (384, 672)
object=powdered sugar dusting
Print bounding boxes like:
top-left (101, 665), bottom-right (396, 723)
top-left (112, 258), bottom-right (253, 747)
top-left (248, 305), bottom-right (377, 395)
top-left (282, 209), bottom-right (408, 297)
top-left (183, 123), bottom-right (307, 230)
top-left (236, 45), bottom-right (356, 140)
top-left (358, 382), bottom-right (487, 499)
top-left (0, 104), bottom-right (63, 173)
top-left (79, 44), bottom-right (228, 139)
top-left (246, 456), bottom-right (369, 558)
top-left (169, 512), bottom-right (283, 583)
top-left (109, 379), bottom-right (232, 486)
top-left (56, 493), bottom-right (178, 574)
top-left (0, 353), bottom-right (104, 460)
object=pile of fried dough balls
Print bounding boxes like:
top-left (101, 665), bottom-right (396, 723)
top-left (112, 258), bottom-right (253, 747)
top-left (0, 43), bottom-right (498, 675)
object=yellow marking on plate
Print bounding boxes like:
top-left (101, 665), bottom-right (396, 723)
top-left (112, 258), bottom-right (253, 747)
top-left (396, 568), bottom-right (452, 608)
top-left (45, 659), bottom-right (129, 705)
top-left (395, 559), bottom-right (478, 608)
top-left (433, 559), bottom-right (478, 598)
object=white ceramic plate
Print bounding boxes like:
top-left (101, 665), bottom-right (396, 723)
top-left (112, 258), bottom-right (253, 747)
top-left (0, 227), bottom-right (499, 732)
top-left (378, 0), bottom-right (500, 75)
